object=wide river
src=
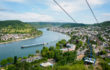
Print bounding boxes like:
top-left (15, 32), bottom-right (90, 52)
top-left (0, 28), bottom-right (70, 61)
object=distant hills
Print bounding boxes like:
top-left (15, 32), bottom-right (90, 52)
top-left (27, 22), bottom-right (67, 28)
top-left (93, 21), bottom-right (110, 27)
top-left (60, 23), bottom-right (86, 28)
top-left (0, 20), bottom-right (110, 29)
top-left (27, 22), bottom-right (86, 28)
top-left (60, 21), bottom-right (110, 28)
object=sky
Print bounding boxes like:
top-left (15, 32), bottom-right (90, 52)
top-left (0, 0), bottom-right (110, 24)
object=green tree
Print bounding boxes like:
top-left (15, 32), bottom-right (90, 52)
top-left (88, 65), bottom-right (94, 70)
top-left (56, 46), bottom-right (60, 49)
top-left (56, 42), bottom-right (60, 47)
top-left (59, 39), bottom-right (66, 45)
top-left (15, 61), bottom-right (33, 70)
top-left (7, 57), bottom-right (14, 64)
top-left (28, 54), bottom-right (34, 57)
top-left (49, 46), bottom-right (54, 51)
top-left (36, 50), bottom-right (40, 54)
top-left (100, 62), bottom-right (110, 70)
top-left (41, 47), bottom-right (49, 57)
top-left (48, 51), bottom-right (55, 58)
top-left (56, 39), bottom-right (66, 48)
top-left (57, 64), bottom-right (87, 70)
top-left (54, 50), bottom-right (63, 62)
top-left (7, 65), bottom-right (16, 70)
top-left (99, 50), bottom-right (107, 55)
top-left (14, 56), bottom-right (17, 64)
top-left (0, 59), bottom-right (8, 66)
top-left (23, 56), bottom-right (27, 59)
top-left (76, 41), bottom-right (83, 50)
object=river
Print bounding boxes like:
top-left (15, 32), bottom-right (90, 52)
top-left (0, 28), bottom-right (70, 61)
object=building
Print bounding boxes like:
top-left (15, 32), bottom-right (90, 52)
top-left (40, 62), bottom-right (53, 67)
top-left (60, 43), bottom-right (76, 52)
top-left (66, 43), bottom-right (76, 50)
top-left (40, 59), bottom-right (55, 67)
top-left (60, 48), bottom-right (68, 52)
top-left (26, 56), bottom-right (42, 63)
top-left (77, 54), bottom-right (85, 60)
top-left (107, 53), bottom-right (110, 58)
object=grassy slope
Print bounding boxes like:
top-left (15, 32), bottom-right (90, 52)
top-left (0, 20), bottom-right (42, 42)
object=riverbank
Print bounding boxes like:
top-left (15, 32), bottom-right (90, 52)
top-left (0, 32), bottom-right (43, 44)
top-left (48, 27), bottom-right (71, 36)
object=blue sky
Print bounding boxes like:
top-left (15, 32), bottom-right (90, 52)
top-left (0, 0), bottom-right (110, 24)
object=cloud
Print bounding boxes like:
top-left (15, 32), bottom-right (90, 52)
top-left (88, 0), bottom-right (105, 5)
top-left (0, 8), bottom-right (14, 12)
top-left (95, 13), bottom-right (110, 22)
top-left (0, 8), bottom-right (7, 11)
top-left (3, 0), bottom-right (25, 3)
top-left (50, 0), bottom-right (82, 13)
top-left (102, 13), bottom-right (110, 17)
top-left (51, 1), bottom-right (83, 13)
top-left (0, 12), bottom-right (54, 22)
top-left (50, 0), bottom-right (106, 13)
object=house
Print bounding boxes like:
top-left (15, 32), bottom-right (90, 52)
top-left (77, 54), bottom-right (84, 60)
top-left (106, 49), bottom-right (110, 53)
top-left (26, 56), bottom-right (42, 63)
top-left (94, 49), bottom-right (100, 55)
top-left (40, 62), bottom-right (53, 67)
top-left (100, 55), bottom-right (106, 58)
top-left (40, 59), bottom-right (55, 67)
top-left (60, 48), bottom-right (68, 52)
top-left (60, 43), bottom-right (76, 52)
top-left (66, 43), bottom-right (76, 51)
top-left (0, 69), bottom-right (5, 70)
top-left (107, 53), bottom-right (110, 58)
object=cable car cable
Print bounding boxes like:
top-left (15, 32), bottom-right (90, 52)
top-left (53, 0), bottom-right (77, 23)
top-left (85, 0), bottom-right (99, 23)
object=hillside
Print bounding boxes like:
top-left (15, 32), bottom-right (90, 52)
top-left (0, 20), bottom-right (42, 43)
top-left (60, 23), bottom-right (86, 28)
top-left (0, 20), bottom-right (36, 34)
top-left (60, 21), bottom-right (110, 28)
top-left (28, 22), bottom-right (87, 28)
top-left (93, 21), bottom-right (110, 27)
top-left (101, 21), bottom-right (110, 26)
top-left (28, 22), bottom-right (70, 28)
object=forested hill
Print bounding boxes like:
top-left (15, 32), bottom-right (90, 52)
top-left (28, 22), bottom-right (86, 28)
top-left (60, 21), bottom-right (110, 28)
top-left (93, 21), bottom-right (110, 27)
top-left (0, 20), bottom-right (38, 34)
top-left (27, 22), bottom-right (65, 28)
top-left (60, 23), bottom-right (86, 28)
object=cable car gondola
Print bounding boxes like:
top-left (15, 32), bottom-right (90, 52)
top-left (83, 38), bottom-right (96, 64)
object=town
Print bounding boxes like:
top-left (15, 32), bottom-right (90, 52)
top-left (49, 26), bottom-right (110, 59)
top-left (0, 25), bottom-right (110, 70)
